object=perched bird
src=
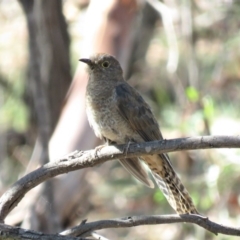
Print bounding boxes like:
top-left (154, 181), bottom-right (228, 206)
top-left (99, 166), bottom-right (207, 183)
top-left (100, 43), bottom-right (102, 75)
top-left (80, 53), bottom-right (198, 214)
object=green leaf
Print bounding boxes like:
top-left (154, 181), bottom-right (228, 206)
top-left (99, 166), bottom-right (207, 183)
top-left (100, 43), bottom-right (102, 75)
top-left (185, 86), bottom-right (199, 102)
top-left (203, 96), bottom-right (214, 119)
top-left (153, 190), bottom-right (165, 203)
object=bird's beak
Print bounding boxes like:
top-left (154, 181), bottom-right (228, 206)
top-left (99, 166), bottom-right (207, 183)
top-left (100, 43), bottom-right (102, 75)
top-left (79, 58), bottom-right (94, 69)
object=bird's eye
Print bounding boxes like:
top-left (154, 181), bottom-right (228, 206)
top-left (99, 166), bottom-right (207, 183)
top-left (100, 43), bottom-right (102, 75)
top-left (102, 61), bottom-right (110, 68)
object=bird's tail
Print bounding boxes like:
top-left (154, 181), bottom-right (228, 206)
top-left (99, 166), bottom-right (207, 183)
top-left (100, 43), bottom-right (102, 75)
top-left (144, 154), bottom-right (198, 214)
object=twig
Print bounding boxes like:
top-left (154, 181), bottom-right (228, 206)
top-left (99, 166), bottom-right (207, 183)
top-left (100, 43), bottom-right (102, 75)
top-left (0, 135), bottom-right (239, 222)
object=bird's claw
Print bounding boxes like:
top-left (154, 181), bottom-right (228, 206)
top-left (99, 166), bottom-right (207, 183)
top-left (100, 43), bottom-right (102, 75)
top-left (94, 145), bottom-right (105, 158)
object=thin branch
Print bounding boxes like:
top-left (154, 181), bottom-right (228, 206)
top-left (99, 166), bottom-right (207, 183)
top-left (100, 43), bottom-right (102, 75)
top-left (0, 135), bottom-right (239, 221)
top-left (146, 0), bottom-right (179, 73)
top-left (0, 223), bottom-right (86, 240)
top-left (1, 213), bottom-right (240, 239)
top-left (61, 214), bottom-right (240, 237)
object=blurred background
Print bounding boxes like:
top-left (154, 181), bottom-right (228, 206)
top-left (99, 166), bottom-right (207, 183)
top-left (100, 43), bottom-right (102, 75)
top-left (1, 0), bottom-right (240, 239)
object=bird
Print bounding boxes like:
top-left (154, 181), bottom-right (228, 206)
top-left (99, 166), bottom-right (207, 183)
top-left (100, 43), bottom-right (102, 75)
top-left (79, 53), bottom-right (198, 214)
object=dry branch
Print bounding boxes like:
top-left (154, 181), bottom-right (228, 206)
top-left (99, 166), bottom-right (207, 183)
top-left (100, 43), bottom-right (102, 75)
top-left (61, 214), bottom-right (240, 237)
top-left (0, 135), bottom-right (240, 238)
top-left (0, 223), bottom-right (85, 240)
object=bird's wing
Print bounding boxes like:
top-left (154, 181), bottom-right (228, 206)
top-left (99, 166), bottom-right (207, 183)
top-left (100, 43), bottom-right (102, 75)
top-left (114, 82), bottom-right (162, 142)
top-left (114, 83), bottom-right (198, 214)
top-left (119, 158), bottom-right (154, 188)
top-left (113, 82), bottom-right (160, 189)
top-left (105, 137), bottom-right (154, 188)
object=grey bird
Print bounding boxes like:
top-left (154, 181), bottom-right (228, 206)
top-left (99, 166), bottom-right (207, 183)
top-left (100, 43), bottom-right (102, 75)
top-left (80, 53), bottom-right (198, 214)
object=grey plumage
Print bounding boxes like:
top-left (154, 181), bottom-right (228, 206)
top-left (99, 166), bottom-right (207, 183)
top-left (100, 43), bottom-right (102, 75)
top-left (80, 53), bottom-right (198, 214)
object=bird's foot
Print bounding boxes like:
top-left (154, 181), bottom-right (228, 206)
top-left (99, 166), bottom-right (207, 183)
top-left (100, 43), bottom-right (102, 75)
top-left (94, 145), bottom-right (105, 158)
top-left (124, 141), bottom-right (133, 157)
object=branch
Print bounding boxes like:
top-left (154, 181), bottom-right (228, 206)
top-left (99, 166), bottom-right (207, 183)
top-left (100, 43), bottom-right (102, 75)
top-left (61, 214), bottom-right (240, 237)
top-left (146, 0), bottom-right (179, 73)
top-left (0, 135), bottom-right (239, 221)
top-left (1, 214), bottom-right (240, 239)
top-left (0, 223), bottom-right (86, 240)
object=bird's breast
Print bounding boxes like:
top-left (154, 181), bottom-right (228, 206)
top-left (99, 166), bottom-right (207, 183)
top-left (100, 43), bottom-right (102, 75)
top-left (86, 95), bottom-right (135, 143)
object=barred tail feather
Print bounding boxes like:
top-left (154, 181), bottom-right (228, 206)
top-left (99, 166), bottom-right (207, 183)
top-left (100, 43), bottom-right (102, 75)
top-left (145, 154), bottom-right (198, 214)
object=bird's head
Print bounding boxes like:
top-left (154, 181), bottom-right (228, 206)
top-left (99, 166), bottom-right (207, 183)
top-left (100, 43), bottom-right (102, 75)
top-left (79, 53), bottom-right (123, 80)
